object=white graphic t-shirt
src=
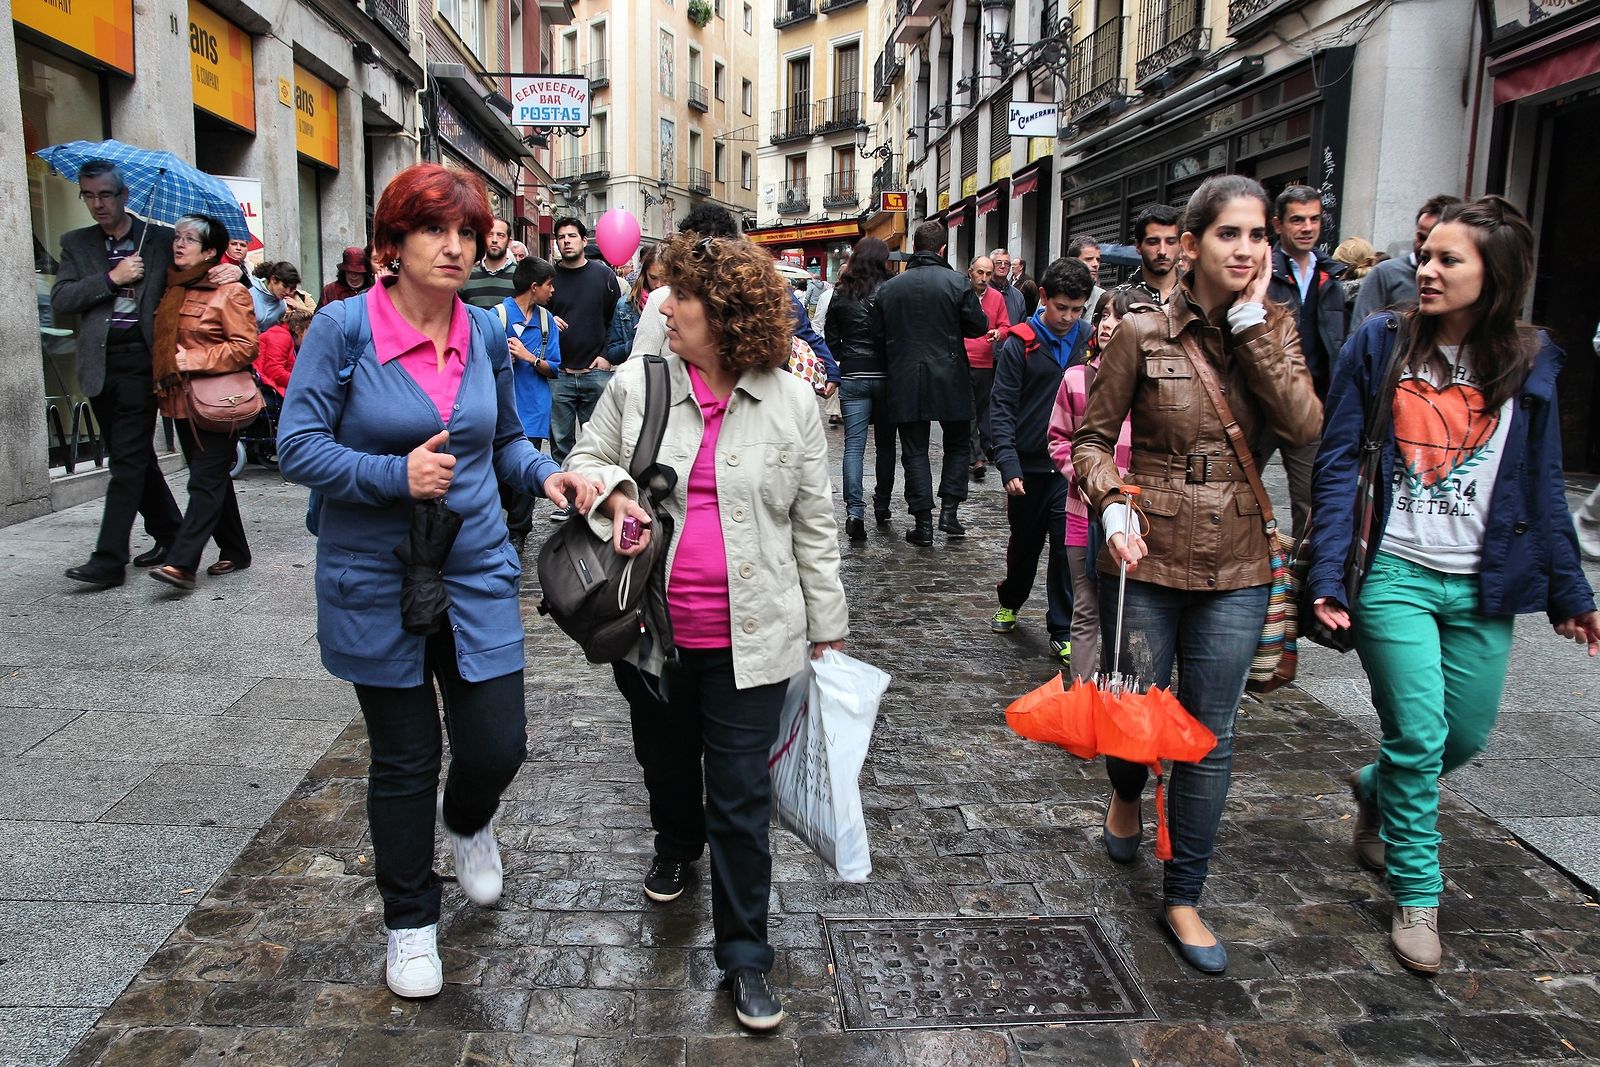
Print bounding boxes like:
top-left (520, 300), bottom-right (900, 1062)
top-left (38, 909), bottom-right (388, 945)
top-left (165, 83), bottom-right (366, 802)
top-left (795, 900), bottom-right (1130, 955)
top-left (1379, 345), bottom-right (1513, 574)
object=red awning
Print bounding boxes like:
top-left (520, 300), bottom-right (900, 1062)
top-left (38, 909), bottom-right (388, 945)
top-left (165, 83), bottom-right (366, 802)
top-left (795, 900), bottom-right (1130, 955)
top-left (976, 191), bottom-right (1001, 215)
top-left (1493, 33), bottom-right (1600, 104)
top-left (1011, 172), bottom-right (1040, 198)
top-left (948, 209), bottom-right (967, 229)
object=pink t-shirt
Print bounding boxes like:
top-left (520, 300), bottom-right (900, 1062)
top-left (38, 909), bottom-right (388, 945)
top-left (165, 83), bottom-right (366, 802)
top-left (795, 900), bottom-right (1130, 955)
top-left (367, 280), bottom-right (470, 425)
top-left (667, 366), bottom-right (733, 648)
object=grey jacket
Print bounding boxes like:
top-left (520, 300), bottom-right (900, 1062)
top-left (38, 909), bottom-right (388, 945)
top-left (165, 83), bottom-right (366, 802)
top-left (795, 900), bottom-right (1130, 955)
top-left (50, 218), bottom-right (175, 397)
top-left (1349, 252), bottom-right (1417, 328)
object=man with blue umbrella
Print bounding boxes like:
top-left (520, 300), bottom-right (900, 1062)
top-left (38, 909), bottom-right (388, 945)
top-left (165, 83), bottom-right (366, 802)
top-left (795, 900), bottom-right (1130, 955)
top-left (52, 159), bottom-right (184, 586)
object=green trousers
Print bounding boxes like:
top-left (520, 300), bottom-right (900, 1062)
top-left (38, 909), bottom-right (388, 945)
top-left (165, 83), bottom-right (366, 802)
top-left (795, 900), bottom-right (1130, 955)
top-left (1352, 552), bottom-right (1514, 906)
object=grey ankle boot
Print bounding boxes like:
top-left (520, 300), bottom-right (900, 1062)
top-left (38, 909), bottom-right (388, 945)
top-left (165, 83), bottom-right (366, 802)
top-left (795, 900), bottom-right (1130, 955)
top-left (1391, 906), bottom-right (1441, 974)
top-left (1350, 770), bottom-right (1385, 872)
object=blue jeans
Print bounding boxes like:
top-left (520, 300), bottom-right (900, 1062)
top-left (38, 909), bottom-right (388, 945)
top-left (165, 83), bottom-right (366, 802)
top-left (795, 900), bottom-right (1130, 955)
top-left (839, 377), bottom-right (896, 519)
top-left (1100, 577), bottom-right (1269, 907)
top-left (549, 369), bottom-right (613, 465)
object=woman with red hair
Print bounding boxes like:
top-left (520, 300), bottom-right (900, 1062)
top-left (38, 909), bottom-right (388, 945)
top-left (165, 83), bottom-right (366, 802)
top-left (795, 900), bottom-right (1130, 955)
top-left (279, 164), bottom-right (600, 999)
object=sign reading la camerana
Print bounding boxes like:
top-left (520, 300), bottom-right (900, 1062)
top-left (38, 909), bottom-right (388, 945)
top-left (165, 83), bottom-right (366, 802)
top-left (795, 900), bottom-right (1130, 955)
top-left (1008, 101), bottom-right (1058, 139)
top-left (508, 75), bottom-right (590, 127)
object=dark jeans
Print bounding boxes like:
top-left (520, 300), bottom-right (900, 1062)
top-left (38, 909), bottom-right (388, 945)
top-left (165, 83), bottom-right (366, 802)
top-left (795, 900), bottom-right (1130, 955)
top-left (168, 419), bottom-right (250, 572)
top-left (550, 369), bottom-right (612, 464)
top-left (613, 649), bottom-right (787, 974)
top-left (87, 353), bottom-right (182, 567)
top-left (898, 420), bottom-right (970, 514)
top-left (969, 366), bottom-right (995, 464)
top-left (1100, 578), bottom-right (1269, 907)
top-left (499, 436), bottom-right (546, 540)
top-left (997, 471), bottom-right (1072, 640)
top-left (352, 629), bottom-right (528, 930)
top-left (839, 378), bottom-right (896, 520)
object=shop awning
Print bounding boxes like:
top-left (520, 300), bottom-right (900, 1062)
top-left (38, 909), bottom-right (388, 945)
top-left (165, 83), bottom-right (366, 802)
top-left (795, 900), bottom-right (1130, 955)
top-left (944, 197), bottom-right (973, 229)
top-left (976, 185), bottom-right (1004, 215)
top-left (1011, 172), bottom-right (1040, 198)
top-left (1491, 24), bottom-right (1600, 104)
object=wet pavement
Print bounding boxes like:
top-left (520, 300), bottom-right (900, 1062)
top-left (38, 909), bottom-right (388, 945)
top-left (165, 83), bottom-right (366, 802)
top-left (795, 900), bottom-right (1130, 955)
top-left (9, 441), bottom-right (1600, 1066)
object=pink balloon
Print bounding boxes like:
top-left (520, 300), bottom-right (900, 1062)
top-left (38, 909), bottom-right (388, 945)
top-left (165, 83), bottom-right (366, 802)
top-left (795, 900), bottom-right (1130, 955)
top-left (594, 209), bottom-right (641, 267)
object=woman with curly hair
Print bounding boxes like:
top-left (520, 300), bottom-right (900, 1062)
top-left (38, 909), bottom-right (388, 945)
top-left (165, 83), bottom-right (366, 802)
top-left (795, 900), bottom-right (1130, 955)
top-left (564, 233), bottom-right (849, 1032)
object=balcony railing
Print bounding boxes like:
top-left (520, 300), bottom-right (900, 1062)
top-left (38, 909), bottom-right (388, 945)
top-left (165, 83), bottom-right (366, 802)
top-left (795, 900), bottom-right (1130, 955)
top-left (689, 81), bottom-right (710, 111)
top-left (873, 46), bottom-right (905, 101)
top-left (823, 171), bottom-right (859, 208)
top-left (586, 59), bottom-right (611, 87)
top-left (688, 167), bottom-right (712, 194)
top-left (777, 178), bottom-right (810, 214)
top-left (365, 0), bottom-right (410, 45)
top-left (770, 102), bottom-right (813, 144)
top-left (1136, 0), bottom-right (1208, 88)
top-left (1227, 0), bottom-right (1311, 42)
top-left (555, 152), bottom-right (611, 181)
top-left (1069, 16), bottom-right (1128, 121)
top-left (814, 91), bottom-right (862, 134)
top-left (869, 155), bottom-right (901, 199)
top-left (821, 0), bottom-right (866, 10)
top-left (774, 0), bottom-right (816, 28)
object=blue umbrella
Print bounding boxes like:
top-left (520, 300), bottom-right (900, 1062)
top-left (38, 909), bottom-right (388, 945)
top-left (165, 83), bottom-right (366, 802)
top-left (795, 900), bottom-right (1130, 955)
top-left (35, 139), bottom-right (250, 244)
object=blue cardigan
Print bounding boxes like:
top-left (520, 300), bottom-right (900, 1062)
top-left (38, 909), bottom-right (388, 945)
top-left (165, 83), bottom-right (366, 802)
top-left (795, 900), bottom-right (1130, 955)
top-left (1308, 313), bottom-right (1595, 623)
top-left (278, 292), bottom-right (560, 686)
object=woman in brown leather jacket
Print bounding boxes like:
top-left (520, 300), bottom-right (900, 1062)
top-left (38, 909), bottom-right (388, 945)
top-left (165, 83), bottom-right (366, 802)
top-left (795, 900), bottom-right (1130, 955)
top-left (1073, 174), bottom-right (1321, 974)
top-left (148, 213), bottom-right (259, 591)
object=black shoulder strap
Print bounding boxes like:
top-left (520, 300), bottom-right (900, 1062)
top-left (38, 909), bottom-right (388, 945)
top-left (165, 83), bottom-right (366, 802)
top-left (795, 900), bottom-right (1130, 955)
top-left (632, 356), bottom-right (675, 505)
top-left (1365, 315), bottom-right (1409, 447)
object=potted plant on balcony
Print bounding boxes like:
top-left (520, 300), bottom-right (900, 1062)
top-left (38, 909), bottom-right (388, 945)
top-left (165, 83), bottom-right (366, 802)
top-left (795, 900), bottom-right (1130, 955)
top-left (688, 0), bottom-right (713, 26)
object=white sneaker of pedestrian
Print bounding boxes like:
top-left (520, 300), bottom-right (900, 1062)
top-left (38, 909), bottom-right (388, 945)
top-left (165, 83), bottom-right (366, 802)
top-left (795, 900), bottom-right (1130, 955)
top-left (386, 925), bottom-right (443, 998)
top-left (447, 814), bottom-right (504, 906)
top-left (1577, 516), bottom-right (1600, 561)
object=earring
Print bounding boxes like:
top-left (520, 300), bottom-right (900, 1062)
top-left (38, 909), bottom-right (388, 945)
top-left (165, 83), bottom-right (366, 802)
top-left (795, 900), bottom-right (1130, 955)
top-left (388, 258), bottom-right (401, 273)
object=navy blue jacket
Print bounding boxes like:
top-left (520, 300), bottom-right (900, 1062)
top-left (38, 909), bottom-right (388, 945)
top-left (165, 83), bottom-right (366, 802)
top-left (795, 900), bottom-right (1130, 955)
top-left (990, 315), bottom-right (1089, 481)
top-left (1267, 245), bottom-right (1346, 388)
top-left (1308, 313), bottom-right (1594, 623)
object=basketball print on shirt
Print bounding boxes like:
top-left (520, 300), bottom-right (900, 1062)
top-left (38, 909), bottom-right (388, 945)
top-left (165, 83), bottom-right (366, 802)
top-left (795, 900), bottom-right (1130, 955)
top-left (1391, 357), bottom-right (1505, 519)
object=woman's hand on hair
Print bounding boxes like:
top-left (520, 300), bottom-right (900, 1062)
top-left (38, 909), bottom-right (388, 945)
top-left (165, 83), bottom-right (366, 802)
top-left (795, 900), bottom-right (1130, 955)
top-left (1313, 597), bottom-right (1351, 632)
top-left (603, 492), bottom-right (653, 557)
top-left (407, 429), bottom-right (454, 499)
top-left (544, 472), bottom-right (604, 516)
top-left (810, 639), bottom-right (845, 660)
top-left (1553, 611), bottom-right (1600, 657)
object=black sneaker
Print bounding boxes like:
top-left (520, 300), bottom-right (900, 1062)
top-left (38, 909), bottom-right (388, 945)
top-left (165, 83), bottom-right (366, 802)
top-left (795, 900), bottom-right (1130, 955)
top-left (548, 507), bottom-right (571, 523)
top-left (643, 857), bottom-right (694, 902)
top-left (727, 968), bottom-right (784, 1031)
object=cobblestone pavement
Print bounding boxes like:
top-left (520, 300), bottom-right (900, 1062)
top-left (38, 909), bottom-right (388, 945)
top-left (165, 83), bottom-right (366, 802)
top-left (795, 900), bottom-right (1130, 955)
top-left (53, 451), bottom-right (1600, 1066)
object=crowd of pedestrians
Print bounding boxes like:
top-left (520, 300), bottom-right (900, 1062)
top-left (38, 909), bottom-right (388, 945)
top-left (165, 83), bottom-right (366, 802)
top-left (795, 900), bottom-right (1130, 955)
top-left (49, 148), bottom-right (1600, 1032)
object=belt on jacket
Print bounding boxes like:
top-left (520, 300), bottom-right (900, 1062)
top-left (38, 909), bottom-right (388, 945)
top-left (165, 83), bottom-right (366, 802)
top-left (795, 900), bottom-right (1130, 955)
top-left (1130, 453), bottom-right (1251, 484)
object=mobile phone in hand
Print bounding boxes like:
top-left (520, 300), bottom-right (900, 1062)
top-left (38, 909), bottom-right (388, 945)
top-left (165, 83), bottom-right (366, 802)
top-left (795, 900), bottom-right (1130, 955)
top-left (620, 516), bottom-right (643, 549)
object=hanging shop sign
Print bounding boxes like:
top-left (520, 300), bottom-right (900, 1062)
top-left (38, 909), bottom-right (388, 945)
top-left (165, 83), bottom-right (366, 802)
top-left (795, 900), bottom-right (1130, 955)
top-left (15, 0), bottom-right (135, 76)
top-left (1008, 101), bottom-right (1058, 138)
top-left (747, 220), bottom-right (862, 245)
top-left (294, 65), bottom-right (339, 169)
top-left (188, 1), bottom-right (255, 132)
top-left (879, 191), bottom-right (908, 212)
top-left (508, 75), bottom-right (591, 127)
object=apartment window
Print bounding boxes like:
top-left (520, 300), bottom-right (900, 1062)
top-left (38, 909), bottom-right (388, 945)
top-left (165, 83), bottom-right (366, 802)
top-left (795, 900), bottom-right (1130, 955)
top-left (834, 42), bottom-right (859, 99)
top-left (741, 151), bottom-right (753, 189)
top-left (689, 129), bottom-right (702, 171)
top-left (715, 142), bottom-right (726, 181)
top-left (714, 61), bottom-right (726, 101)
top-left (786, 154), bottom-right (807, 182)
top-left (716, 0), bottom-right (726, 16)
top-left (560, 29), bottom-right (577, 73)
top-left (440, 0), bottom-right (486, 59)
top-left (659, 30), bottom-right (675, 96)
top-left (590, 21), bottom-right (607, 64)
top-left (742, 78), bottom-right (753, 116)
top-left (689, 46), bottom-right (702, 86)
top-left (743, 2), bottom-right (753, 33)
top-left (787, 56), bottom-right (810, 115)
top-left (593, 112), bottom-right (609, 157)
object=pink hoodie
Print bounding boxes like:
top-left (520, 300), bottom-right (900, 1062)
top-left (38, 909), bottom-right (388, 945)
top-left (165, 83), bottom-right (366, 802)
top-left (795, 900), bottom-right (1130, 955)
top-left (1048, 356), bottom-right (1132, 546)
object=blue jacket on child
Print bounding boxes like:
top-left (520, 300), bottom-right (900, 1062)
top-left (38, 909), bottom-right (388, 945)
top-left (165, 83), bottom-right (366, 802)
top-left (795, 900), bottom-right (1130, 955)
top-left (278, 290), bottom-right (560, 687)
top-left (1308, 312), bottom-right (1595, 623)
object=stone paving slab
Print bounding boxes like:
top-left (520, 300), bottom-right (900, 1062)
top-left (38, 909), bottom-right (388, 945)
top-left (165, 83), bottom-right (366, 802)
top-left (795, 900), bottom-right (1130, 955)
top-left (58, 458), bottom-right (1600, 1067)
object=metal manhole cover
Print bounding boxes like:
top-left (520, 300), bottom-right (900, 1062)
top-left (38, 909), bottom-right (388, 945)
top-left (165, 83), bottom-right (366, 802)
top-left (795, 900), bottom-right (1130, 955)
top-left (823, 915), bottom-right (1153, 1031)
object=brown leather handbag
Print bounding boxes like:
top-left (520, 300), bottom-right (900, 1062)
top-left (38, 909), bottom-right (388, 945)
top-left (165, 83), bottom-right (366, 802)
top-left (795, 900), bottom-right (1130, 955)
top-left (184, 370), bottom-right (264, 434)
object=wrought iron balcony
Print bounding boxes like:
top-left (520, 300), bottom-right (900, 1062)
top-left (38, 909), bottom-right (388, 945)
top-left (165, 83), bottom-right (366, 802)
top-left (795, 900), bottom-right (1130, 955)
top-left (774, 0), bottom-right (816, 28)
top-left (893, 0), bottom-right (932, 44)
top-left (1227, 0), bottom-right (1312, 43)
top-left (1135, 0), bottom-right (1208, 89)
top-left (688, 167), bottom-right (712, 194)
top-left (689, 81), bottom-right (710, 111)
top-left (770, 103), bottom-right (813, 144)
top-left (821, 0), bottom-right (866, 10)
top-left (365, 0), bottom-right (410, 46)
top-left (586, 59), bottom-right (610, 88)
top-left (873, 46), bottom-right (905, 101)
top-left (777, 178), bottom-right (810, 214)
top-left (1068, 16), bottom-right (1129, 123)
top-left (556, 152), bottom-right (611, 181)
top-left (814, 91), bottom-right (862, 135)
top-left (823, 171), bottom-right (859, 209)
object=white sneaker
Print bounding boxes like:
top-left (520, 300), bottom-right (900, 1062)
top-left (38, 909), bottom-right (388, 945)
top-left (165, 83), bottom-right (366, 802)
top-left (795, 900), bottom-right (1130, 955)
top-left (1577, 517), bottom-right (1600, 561)
top-left (386, 925), bottom-right (443, 998)
top-left (446, 812), bottom-right (504, 906)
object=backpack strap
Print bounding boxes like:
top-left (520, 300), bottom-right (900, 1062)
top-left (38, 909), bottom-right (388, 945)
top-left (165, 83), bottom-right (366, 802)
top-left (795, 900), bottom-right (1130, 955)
top-left (1006, 321), bottom-right (1039, 352)
top-left (465, 303), bottom-right (512, 378)
top-left (337, 297), bottom-right (370, 387)
top-left (631, 355), bottom-right (676, 506)
top-left (495, 302), bottom-right (509, 329)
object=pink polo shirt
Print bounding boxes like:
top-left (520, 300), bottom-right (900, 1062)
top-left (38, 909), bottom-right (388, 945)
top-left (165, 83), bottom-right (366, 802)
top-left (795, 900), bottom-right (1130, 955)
top-left (367, 280), bottom-right (470, 425)
top-left (667, 365), bottom-right (733, 648)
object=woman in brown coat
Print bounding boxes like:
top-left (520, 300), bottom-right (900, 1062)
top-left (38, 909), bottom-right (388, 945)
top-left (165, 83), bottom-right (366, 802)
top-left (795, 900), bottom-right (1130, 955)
top-left (1073, 174), bottom-right (1321, 973)
top-left (149, 213), bottom-right (259, 591)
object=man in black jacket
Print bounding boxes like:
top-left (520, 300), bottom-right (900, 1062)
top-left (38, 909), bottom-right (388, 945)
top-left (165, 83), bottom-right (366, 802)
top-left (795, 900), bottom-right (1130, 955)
top-left (989, 258), bottom-right (1091, 666)
top-left (872, 221), bottom-right (988, 546)
top-left (1264, 185), bottom-right (1346, 540)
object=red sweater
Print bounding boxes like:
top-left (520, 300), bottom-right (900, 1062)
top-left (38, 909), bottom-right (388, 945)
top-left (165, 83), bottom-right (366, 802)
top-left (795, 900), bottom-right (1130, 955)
top-left (256, 324), bottom-right (296, 394)
top-left (963, 285), bottom-right (1010, 369)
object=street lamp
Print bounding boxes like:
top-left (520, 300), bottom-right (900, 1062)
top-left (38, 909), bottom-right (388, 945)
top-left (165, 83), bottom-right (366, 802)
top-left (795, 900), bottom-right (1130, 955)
top-left (854, 122), bottom-right (893, 163)
top-left (980, 0), bottom-right (1072, 85)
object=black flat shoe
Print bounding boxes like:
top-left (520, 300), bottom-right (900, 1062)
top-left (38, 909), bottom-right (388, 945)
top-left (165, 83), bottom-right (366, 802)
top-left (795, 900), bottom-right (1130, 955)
top-left (131, 544), bottom-right (169, 568)
top-left (1160, 911), bottom-right (1228, 975)
top-left (845, 517), bottom-right (866, 541)
top-left (874, 508), bottom-right (892, 528)
top-left (65, 562), bottom-right (124, 588)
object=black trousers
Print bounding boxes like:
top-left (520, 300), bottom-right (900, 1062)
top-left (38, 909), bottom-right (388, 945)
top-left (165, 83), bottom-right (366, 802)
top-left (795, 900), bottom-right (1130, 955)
top-left (87, 352), bottom-right (182, 567)
top-left (499, 436), bottom-right (546, 541)
top-left (997, 471), bottom-right (1073, 640)
top-left (969, 367), bottom-right (995, 464)
top-left (168, 419), bottom-right (250, 572)
top-left (898, 420), bottom-right (971, 514)
top-left (353, 629), bottom-right (528, 930)
top-left (613, 648), bottom-right (787, 974)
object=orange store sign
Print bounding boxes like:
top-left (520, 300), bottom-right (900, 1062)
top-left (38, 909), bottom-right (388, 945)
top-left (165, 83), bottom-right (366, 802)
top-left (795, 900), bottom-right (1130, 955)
top-left (15, 0), bottom-right (136, 76)
top-left (294, 65), bottom-right (339, 169)
top-left (189, 1), bottom-right (255, 133)
top-left (748, 221), bottom-right (861, 245)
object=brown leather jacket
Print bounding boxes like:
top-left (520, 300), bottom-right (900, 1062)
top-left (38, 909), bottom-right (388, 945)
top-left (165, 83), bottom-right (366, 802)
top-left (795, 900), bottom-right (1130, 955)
top-left (1073, 285), bottom-right (1321, 591)
top-left (159, 280), bottom-right (259, 419)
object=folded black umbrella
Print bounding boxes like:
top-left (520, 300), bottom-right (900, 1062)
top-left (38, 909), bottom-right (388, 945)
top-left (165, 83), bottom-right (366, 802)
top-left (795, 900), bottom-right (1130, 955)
top-left (393, 498), bottom-right (465, 636)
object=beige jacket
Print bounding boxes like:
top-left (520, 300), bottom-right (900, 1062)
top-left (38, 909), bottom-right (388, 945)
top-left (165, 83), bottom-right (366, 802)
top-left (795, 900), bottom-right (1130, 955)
top-left (564, 354), bottom-right (849, 688)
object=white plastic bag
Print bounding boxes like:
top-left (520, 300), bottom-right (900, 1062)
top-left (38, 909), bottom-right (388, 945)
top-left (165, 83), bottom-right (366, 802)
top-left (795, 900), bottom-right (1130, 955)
top-left (767, 649), bottom-right (890, 882)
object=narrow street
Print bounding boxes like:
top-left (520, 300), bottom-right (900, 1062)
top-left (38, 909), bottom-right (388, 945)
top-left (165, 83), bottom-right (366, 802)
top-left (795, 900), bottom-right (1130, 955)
top-left (4, 443), bottom-right (1600, 1067)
